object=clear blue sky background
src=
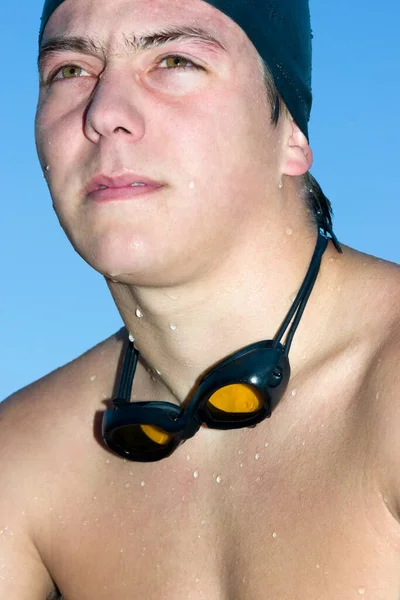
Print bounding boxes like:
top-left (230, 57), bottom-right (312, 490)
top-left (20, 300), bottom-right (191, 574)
top-left (1, 0), bottom-right (399, 400)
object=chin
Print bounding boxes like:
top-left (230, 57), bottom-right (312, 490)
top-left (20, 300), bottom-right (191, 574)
top-left (61, 218), bottom-right (214, 287)
top-left (74, 237), bottom-right (175, 286)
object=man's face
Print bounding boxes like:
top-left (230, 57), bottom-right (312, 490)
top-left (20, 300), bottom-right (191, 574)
top-left (36, 0), bottom-right (286, 286)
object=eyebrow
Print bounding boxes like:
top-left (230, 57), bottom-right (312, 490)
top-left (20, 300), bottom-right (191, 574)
top-left (38, 25), bottom-right (227, 72)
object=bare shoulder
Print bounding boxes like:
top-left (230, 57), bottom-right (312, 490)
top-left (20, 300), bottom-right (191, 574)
top-left (336, 246), bottom-right (400, 346)
top-left (341, 245), bottom-right (400, 312)
top-left (345, 249), bottom-right (400, 520)
top-left (0, 330), bottom-right (125, 600)
top-left (0, 327), bottom-right (126, 500)
top-left (360, 316), bottom-right (400, 523)
top-left (0, 328), bottom-right (126, 597)
top-left (1, 327), bottom-right (125, 428)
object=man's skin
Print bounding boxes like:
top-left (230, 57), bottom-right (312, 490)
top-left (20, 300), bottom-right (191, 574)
top-left (1, 0), bottom-right (400, 598)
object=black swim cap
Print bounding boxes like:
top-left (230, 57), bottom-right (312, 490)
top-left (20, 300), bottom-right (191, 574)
top-left (39, 0), bottom-right (312, 138)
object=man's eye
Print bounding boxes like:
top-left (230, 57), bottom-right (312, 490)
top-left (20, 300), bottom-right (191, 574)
top-left (157, 55), bottom-right (201, 70)
top-left (53, 65), bottom-right (91, 80)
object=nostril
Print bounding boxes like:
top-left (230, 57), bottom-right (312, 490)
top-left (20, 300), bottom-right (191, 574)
top-left (114, 126), bottom-right (131, 134)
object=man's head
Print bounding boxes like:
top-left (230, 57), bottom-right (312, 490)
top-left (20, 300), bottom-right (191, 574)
top-left (36, 0), bottom-right (316, 287)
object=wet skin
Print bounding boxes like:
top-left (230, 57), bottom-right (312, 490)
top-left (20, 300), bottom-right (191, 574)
top-left (1, 247), bottom-right (400, 600)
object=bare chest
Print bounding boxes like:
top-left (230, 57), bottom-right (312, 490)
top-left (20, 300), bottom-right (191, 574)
top-left (39, 407), bottom-right (400, 600)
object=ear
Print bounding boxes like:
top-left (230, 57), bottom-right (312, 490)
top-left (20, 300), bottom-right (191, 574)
top-left (281, 119), bottom-right (313, 177)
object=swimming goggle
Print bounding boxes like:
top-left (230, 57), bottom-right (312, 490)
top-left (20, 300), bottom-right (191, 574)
top-left (102, 221), bottom-right (342, 462)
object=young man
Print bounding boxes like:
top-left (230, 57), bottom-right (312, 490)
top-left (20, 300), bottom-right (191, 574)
top-left (1, 0), bottom-right (399, 598)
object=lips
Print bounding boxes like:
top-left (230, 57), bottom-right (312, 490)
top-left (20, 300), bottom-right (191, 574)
top-left (87, 173), bottom-right (163, 195)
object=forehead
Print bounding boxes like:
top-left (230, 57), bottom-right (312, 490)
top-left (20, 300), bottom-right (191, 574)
top-left (41, 0), bottom-right (246, 53)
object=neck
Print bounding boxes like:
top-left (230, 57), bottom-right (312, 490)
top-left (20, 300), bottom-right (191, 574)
top-left (107, 206), bottom-right (341, 403)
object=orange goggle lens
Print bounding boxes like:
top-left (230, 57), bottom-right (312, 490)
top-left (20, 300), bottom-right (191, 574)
top-left (207, 383), bottom-right (263, 414)
top-left (140, 424), bottom-right (174, 446)
top-left (112, 424), bottom-right (175, 454)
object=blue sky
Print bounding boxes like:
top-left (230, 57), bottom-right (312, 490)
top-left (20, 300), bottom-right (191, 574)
top-left (1, 0), bottom-right (399, 400)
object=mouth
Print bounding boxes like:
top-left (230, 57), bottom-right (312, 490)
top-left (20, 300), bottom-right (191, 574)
top-left (98, 183), bottom-right (146, 190)
top-left (87, 173), bottom-right (164, 201)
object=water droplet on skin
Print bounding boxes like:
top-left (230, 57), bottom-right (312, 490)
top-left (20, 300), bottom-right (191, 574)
top-left (193, 470), bottom-right (199, 478)
top-left (264, 441), bottom-right (269, 448)
top-left (316, 563), bottom-right (320, 569)
top-left (272, 531), bottom-right (277, 539)
top-left (140, 481), bottom-right (145, 487)
top-left (187, 454), bottom-right (191, 461)
top-left (188, 181), bottom-right (195, 189)
top-left (135, 308), bottom-right (143, 318)
top-left (169, 323), bottom-right (177, 331)
top-left (216, 475), bottom-right (222, 484)
top-left (358, 588), bottom-right (366, 595)
top-left (329, 257), bottom-right (335, 264)
top-left (125, 482), bottom-right (131, 489)
top-left (105, 458), bottom-right (111, 464)
top-left (128, 332), bottom-right (135, 342)
top-left (164, 291), bottom-right (179, 300)
top-left (255, 476), bottom-right (261, 483)
top-left (285, 227), bottom-right (293, 236)
top-left (255, 453), bottom-right (260, 460)
top-left (201, 519), bottom-right (206, 525)
top-left (156, 369), bottom-right (161, 376)
top-left (195, 577), bottom-right (200, 583)
top-left (238, 449), bottom-right (243, 455)
top-left (90, 375), bottom-right (96, 382)
top-left (239, 463), bottom-right (244, 468)
top-left (291, 389), bottom-right (297, 397)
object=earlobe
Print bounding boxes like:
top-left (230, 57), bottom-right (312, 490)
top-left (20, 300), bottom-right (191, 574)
top-left (281, 119), bottom-right (313, 177)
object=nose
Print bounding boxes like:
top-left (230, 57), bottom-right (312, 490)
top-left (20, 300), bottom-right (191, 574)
top-left (84, 70), bottom-right (146, 144)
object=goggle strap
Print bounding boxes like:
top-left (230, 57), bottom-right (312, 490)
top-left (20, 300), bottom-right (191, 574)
top-left (272, 231), bottom-right (328, 355)
top-left (282, 251), bottom-right (321, 355)
top-left (115, 340), bottom-right (138, 403)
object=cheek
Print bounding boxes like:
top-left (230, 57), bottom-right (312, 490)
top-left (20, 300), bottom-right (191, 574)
top-left (165, 86), bottom-right (276, 210)
top-left (179, 74), bottom-right (273, 160)
top-left (35, 96), bottom-right (92, 217)
top-left (35, 87), bottom-right (92, 170)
